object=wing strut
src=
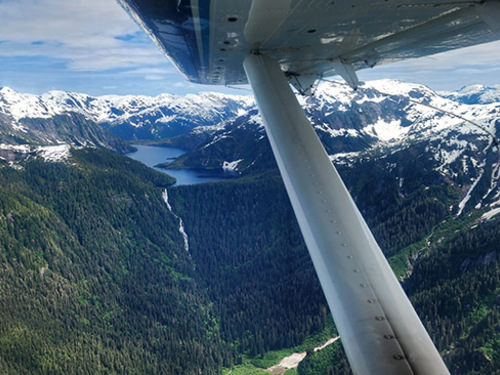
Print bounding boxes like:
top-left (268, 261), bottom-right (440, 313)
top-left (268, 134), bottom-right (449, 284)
top-left (243, 53), bottom-right (450, 375)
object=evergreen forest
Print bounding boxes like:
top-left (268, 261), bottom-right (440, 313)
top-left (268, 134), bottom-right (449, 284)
top-left (0, 143), bottom-right (500, 374)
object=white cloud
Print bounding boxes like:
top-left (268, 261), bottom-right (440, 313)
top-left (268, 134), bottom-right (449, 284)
top-left (0, 0), bottom-right (134, 44)
top-left (144, 75), bottom-right (166, 81)
top-left (123, 67), bottom-right (178, 76)
top-left (0, 0), bottom-right (167, 72)
top-left (172, 81), bottom-right (199, 89)
top-left (359, 41), bottom-right (500, 90)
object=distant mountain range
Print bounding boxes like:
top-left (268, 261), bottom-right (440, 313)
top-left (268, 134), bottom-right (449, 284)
top-left (158, 81), bottom-right (500, 219)
top-left (1, 80), bottom-right (499, 217)
top-left (440, 84), bottom-right (500, 105)
top-left (0, 87), bottom-right (253, 141)
top-left (1, 80), bottom-right (498, 149)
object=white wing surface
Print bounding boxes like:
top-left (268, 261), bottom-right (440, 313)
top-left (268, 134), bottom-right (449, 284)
top-left (118, 0), bottom-right (500, 85)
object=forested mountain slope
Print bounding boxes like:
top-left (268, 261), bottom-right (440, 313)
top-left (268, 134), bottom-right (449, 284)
top-left (169, 174), bottom-right (329, 358)
top-left (297, 147), bottom-right (500, 374)
top-left (166, 146), bottom-right (500, 374)
top-left (0, 149), bottom-right (227, 374)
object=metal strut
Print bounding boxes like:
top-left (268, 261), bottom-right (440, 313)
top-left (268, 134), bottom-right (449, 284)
top-left (243, 54), bottom-right (449, 375)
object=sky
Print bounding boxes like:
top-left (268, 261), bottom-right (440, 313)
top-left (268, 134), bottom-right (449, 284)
top-left (0, 0), bottom-right (499, 97)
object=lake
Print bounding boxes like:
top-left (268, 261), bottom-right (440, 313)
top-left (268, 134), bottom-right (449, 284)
top-left (126, 144), bottom-right (230, 186)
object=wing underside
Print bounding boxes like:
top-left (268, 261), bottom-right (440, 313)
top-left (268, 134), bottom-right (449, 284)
top-left (119, 0), bottom-right (500, 85)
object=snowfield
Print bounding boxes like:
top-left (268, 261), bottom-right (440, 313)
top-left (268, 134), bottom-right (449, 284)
top-left (37, 144), bottom-right (71, 163)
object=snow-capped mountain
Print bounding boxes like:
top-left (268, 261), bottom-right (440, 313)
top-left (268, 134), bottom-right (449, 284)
top-left (1, 80), bottom-right (499, 218)
top-left (440, 84), bottom-right (500, 105)
top-left (301, 80), bottom-right (499, 149)
top-left (0, 87), bottom-right (254, 141)
top-left (4, 80), bottom-right (496, 151)
top-left (160, 80), bottom-right (500, 218)
top-left (166, 79), bottom-right (499, 169)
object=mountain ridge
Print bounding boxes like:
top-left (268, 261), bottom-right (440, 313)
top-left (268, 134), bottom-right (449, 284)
top-left (2, 80), bottom-right (498, 147)
top-left (158, 81), bottom-right (500, 213)
top-left (440, 84), bottom-right (500, 104)
top-left (0, 86), bottom-right (254, 140)
top-left (2, 80), bottom-right (499, 218)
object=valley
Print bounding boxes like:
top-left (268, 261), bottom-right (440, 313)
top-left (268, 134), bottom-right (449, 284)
top-left (0, 80), bottom-right (499, 374)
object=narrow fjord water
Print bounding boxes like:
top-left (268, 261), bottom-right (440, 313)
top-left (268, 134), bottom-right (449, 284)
top-left (127, 144), bottom-right (229, 185)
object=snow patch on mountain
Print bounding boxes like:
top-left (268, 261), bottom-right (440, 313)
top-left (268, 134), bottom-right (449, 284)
top-left (366, 118), bottom-right (407, 141)
top-left (481, 207), bottom-right (500, 221)
top-left (0, 143), bottom-right (31, 154)
top-left (37, 144), bottom-right (71, 163)
top-left (363, 79), bottom-right (433, 98)
top-left (0, 142), bottom-right (73, 165)
top-left (458, 166), bottom-right (485, 216)
top-left (223, 159), bottom-right (242, 173)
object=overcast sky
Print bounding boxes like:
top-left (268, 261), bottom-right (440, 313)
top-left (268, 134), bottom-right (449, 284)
top-left (1, 0), bottom-right (499, 97)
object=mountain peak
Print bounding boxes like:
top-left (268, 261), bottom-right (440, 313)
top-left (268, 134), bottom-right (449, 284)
top-left (457, 84), bottom-right (486, 93)
top-left (440, 84), bottom-right (500, 105)
top-left (0, 86), bottom-right (16, 93)
top-left (0, 86), bottom-right (27, 103)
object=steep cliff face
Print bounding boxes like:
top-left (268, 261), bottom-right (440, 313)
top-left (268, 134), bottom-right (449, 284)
top-left (5, 113), bottom-right (132, 152)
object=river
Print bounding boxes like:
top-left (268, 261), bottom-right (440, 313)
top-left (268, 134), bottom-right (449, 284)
top-left (126, 144), bottom-right (230, 186)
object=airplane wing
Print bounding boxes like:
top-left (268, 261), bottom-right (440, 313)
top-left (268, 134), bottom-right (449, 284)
top-left (117, 1), bottom-right (500, 374)
top-left (118, 0), bottom-right (500, 87)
